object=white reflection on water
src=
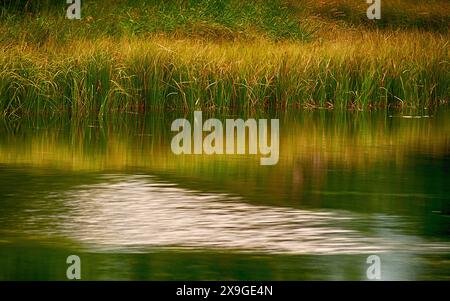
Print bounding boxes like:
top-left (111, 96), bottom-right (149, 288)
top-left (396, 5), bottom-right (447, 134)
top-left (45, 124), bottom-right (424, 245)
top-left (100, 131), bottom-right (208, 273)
top-left (53, 175), bottom-right (449, 255)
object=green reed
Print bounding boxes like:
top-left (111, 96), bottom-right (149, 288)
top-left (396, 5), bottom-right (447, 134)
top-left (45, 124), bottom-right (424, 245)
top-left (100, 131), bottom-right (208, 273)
top-left (0, 0), bottom-right (448, 115)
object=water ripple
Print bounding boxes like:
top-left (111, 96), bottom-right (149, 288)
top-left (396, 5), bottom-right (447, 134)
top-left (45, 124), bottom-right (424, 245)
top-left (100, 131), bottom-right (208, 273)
top-left (50, 175), bottom-right (450, 255)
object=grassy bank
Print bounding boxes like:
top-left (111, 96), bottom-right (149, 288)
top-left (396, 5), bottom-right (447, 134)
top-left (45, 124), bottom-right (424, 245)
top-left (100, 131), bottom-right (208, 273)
top-left (0, 0), bottom-right (448, 115)
top-left (305, 0), bottom-right (450, 32)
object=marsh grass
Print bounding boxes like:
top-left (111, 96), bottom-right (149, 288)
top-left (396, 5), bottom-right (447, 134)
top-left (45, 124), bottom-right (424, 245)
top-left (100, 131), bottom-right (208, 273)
top-left (1, 31), bottom-right (448, 115)
top-left (0, 0), bottom-right (448, 115)
top-left (1, 0), bottom-right (311, 42)
top-left (304, 0), bottom-right (450, 32)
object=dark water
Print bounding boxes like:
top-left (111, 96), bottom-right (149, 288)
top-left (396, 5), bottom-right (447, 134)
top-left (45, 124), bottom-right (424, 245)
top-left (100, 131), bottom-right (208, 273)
top-left (0, 109), bottom-right (449, 280)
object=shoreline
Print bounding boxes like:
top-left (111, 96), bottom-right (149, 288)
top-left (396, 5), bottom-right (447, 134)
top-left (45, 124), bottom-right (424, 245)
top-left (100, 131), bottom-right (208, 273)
top-left (0, 0), bottom-right (448, 115)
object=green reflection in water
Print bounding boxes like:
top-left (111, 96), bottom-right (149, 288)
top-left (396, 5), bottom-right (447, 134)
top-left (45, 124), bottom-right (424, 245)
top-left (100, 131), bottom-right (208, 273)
top-left (0, 108), bottom-right (449, 280)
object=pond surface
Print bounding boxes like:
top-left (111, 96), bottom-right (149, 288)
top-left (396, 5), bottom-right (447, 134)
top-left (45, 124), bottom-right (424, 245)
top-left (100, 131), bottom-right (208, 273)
top-left (0, 109), bottom-right (449, 280)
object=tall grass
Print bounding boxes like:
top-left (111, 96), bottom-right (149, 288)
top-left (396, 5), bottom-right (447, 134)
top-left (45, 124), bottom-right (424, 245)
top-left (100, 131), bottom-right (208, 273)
top-left (303, 0), bottom-right (450, 32)
top-left (0, 0), bottom-right (311, 42)
top-left (1, 30), bottom-right (448, 115)
top-left (0, 0), bottom-right (448, 115)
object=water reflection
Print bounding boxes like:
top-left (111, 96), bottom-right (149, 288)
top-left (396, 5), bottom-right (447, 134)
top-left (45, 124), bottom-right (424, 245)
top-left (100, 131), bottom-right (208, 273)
top-left (45, 174), bottom-right (447, 255)
top-left (0, 109), bottom-right (449, 279)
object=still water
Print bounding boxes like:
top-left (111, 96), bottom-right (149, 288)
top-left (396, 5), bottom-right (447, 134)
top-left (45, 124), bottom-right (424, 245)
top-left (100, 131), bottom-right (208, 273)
top-left (0, 109), bottom-right (449, 280)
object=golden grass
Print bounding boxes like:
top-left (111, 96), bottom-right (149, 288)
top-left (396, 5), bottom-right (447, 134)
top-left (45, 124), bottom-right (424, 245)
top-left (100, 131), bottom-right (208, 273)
top-left (0, 0), bottom-right (448, 114)
top-left (0, 27), bottom-right (448, 114)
